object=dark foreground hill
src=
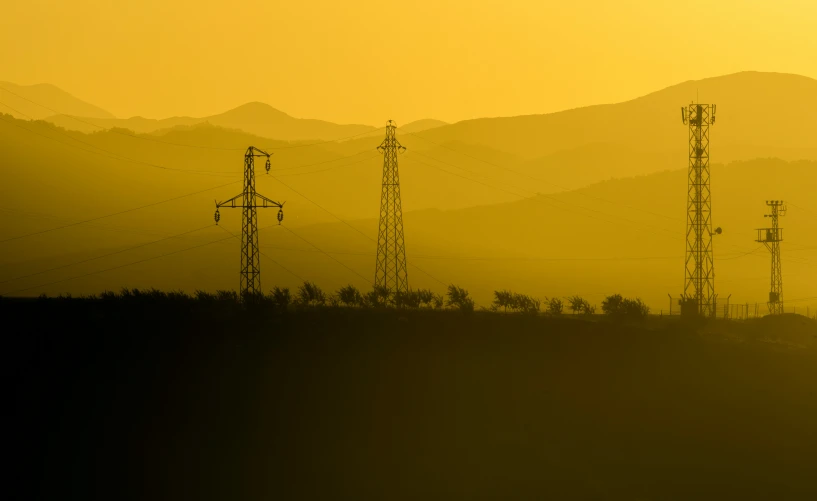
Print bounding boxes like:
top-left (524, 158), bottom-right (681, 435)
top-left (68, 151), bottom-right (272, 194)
top-left (6, 297), bottom-right (817, 500)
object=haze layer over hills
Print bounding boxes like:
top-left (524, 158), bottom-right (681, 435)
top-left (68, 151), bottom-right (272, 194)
top-left (0, 71), bottom-right (815, 311)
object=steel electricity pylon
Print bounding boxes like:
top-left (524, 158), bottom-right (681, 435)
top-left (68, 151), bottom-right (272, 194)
top-left (756, 200), bottom-right (786, 315)
top-left (680, 102), bottom-right (720, 317)
top-left (374, 120), bottom-right (409, 297)
top-left (214, 146), bottom-right (284, 298)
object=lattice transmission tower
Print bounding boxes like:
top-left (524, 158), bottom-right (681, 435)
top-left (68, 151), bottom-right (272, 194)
top-left (756, 200), bottom-right (786, 315)
top-left (680, 102), bottom-right (720, 317)
top-left (374, 120), bottom-right (409, 296)
top-left (214, 146), bottom-right (284, 298)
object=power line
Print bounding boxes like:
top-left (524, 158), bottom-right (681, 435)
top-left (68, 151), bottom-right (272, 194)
top-left (402, 152), bottom-right (680, 240)
top-left (400, 128), bottom-right (679, 222)
top-left (0, 179), bottom-right (240, 244)
top-left (0, 224), bottom-right (213, 285)
top-left (216, 225), bottom-right (306, 283)
top-left (279, 225), bottom-right (372, 287)
top-left (275, 152), bottom-right (381, 177)
top-left (0, 228), bottom-right (234, 297)
top-left (787, 202), bottom-right (814, 215)
top-left (266, 174), bottom-right (377, 243)
top-left (0, 206), bottom-right (212, 240)
top-left (401, 137), bottom-right (770, 258)
top-left (268, 173), bottom-right (475, 298)
top-left (263, 127), bottom-right (387, 149)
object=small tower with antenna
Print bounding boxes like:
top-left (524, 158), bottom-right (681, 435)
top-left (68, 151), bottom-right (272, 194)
top-left (756, 200), bottom-right (786, 315)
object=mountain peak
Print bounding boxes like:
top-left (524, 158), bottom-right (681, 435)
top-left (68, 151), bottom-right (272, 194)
top-left (0, 81), bottom-right (114, 120)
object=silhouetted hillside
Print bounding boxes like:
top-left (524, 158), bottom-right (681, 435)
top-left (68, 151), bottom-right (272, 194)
top-left (6, 298), bottom-right (817, 500)
top-left (43, 101), bottom-right (378, 141)
top-left (0, 81), bottom-right (114, 120)
top-left (25, 72), bottom-right (817, 192)
top-left (409, 71), bottom-right (817, 167)
top-left (1, 112), bottom-right (813, 311)
top-left (400, 118), bottom-right (448, 133)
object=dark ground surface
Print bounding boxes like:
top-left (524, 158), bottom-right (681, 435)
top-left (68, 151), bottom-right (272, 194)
top-left (5, 298), bottom-right (817, 500)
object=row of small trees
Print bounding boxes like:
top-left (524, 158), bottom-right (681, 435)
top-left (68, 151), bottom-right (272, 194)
top-left (39, 284), bottom-right (649, 320)
top-left (267, 282), bottom-right (475, 311)
top-left (289, 283), bottom-right (648, 320)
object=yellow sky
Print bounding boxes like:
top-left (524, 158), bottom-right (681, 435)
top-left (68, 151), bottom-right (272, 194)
top-left (1, 0), bottom-right (815, 125)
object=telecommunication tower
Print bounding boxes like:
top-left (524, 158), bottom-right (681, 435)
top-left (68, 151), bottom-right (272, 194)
top-left (374, 120), bottom-right (409, 296)
top-left (756, 200), bottom-right (786, 314)
top-left (680, 102), bottom-right (720, 317)
top-left (214, 146), bottom-right (284, 298)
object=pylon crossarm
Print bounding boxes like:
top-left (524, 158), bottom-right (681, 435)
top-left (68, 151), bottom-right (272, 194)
top-left (215, 192), bottom-right (245, 209)
top-left (247, 146), bottom-right (272, 157)
top-left (253, 194), bottom-right (284, 208)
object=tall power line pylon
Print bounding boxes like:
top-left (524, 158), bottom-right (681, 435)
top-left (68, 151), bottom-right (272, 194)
top-left (680, 102), bottom-right (719, 317)
top-left (756, 200), bottom-right (786, 314)
top-left (214, 146), bottom-right (284, 298)
top-left (374, 120), bottom-right (409, 297)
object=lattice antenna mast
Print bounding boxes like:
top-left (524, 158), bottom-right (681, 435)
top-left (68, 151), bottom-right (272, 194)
top-left (374, 120), bottom-right (409, 297)
top-left (680, 103), bottom-right (719, 317)
top-left (756, 200), bottom-right (786, 314)
top-left (214, 146), bottom-right (285, 299)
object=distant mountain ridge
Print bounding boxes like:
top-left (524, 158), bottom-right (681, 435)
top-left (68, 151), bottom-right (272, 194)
top-left (42, 101), bottom-right (379, 142)
top-left (0, 81), bottom-right (114, 120)
top-left (410, 71), bottom-right (817, 163)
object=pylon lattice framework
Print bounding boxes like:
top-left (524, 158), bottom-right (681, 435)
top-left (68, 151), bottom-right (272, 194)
top-left (756, 200), bottom-right (786, 314)
top-left (374, 121), bottom-right (409, 297)
top-left (681, 103), bottom-right (717, 317)
top-left (214, 146), bottom-right (284, 298)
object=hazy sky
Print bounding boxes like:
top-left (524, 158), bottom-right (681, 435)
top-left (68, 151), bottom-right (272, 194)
top-left (2, 0), bottom-right (815, 125)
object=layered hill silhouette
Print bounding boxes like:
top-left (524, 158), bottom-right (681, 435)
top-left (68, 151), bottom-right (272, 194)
top-left (42, 101), bottom-right (379, 142)
top-left (1, 110), bottom-right (814, 309)
top-left (1, 71), bottom-right (815, 309)
top-left (411, 71), bottom-right (817, 160)
top-left (0, 81), bottom-right (114, 120)
top-left (297, 71), bottom-right (817, 191)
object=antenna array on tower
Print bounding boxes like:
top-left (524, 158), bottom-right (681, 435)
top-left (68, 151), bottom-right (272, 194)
top-left (680, 102), bottom-right (718, 317)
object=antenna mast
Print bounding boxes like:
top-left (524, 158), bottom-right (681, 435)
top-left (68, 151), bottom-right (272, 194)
top-left (214, 146), bottom-right (284, 299)
top-left (680, 102), bottom-right (718, 317)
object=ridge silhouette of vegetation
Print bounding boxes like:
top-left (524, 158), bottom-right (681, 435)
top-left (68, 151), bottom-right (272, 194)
top-left (6, 289), bottom-right (817, 501)
top-left (16, 285), bottom-right (654, 324)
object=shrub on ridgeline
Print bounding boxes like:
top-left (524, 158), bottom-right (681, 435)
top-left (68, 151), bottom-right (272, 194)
top-left (601, 294), bottom-right (650, 321)
top-left (568, 295), bottom-right (586, 315)
top-left (547, 297), bottom-right (564, 316)
top-left (269, 287), bottom-right (292, 310)
top-left (216, 290), bottom-right (239, 303)
top-left (415, 289), bottom-right (439, 309)
top-left (337, 285), bottom-right (363, 307)
top-left (297, 281), bottom-right (326, 307)
top-left (394, 290), bottom-right (421, 308)
top-left (446, 285), bottom-right (474, 312)
top-left (363, 285), bottom-right (391, 308)
top-left (492, 290), bottom-right (513, 312)
top-left (492, 290), bottom-right (540, 314)
top-left (515, 293), bottom-right (540, 314)
top-left (431, 292), bottom-right (444, 309)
